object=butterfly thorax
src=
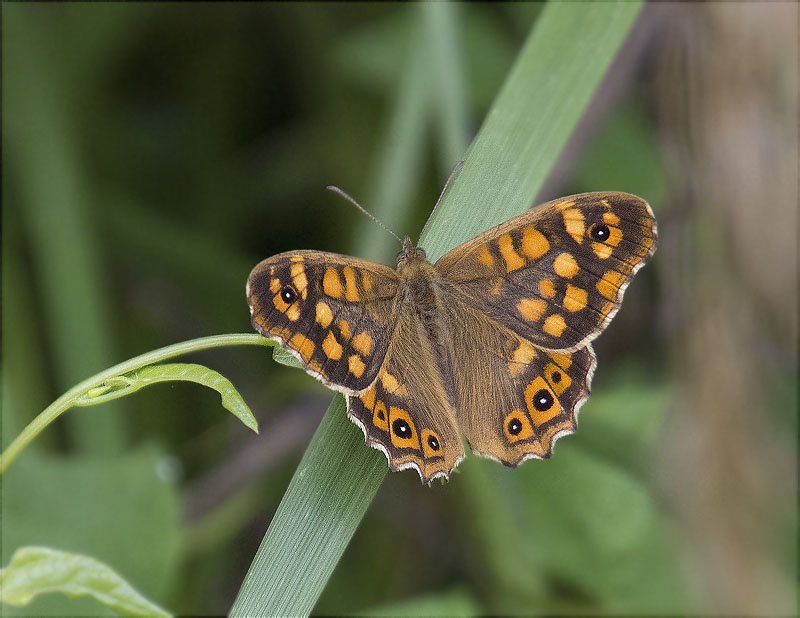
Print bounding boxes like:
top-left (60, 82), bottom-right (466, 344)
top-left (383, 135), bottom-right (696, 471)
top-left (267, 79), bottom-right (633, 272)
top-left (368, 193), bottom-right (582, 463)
top-left (395, 238), bottom-right (446, 342)
top-left (396, 237), bottom-right (436, 300)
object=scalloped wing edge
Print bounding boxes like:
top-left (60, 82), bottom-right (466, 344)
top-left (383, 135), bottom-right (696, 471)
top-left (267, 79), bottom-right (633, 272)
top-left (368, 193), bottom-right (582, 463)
top-left (467, 343), bottom-right (598, 468)
top-left (344, 396), bottom-right (467, 484)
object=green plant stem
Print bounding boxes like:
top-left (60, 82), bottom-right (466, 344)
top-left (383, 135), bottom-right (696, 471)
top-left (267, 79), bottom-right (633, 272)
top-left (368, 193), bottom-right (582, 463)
top-left (0, 334), bottom-right (270, 474)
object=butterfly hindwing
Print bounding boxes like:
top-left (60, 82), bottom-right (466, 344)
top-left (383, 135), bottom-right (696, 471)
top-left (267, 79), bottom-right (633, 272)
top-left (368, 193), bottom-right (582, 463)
top-left (347, 299), bottom-right (464, 483)
top-left (247, 251), bottom-right (400, 392)
top-left (435, 192), bottom-right (657, 352)
top-left (440, 297), bottom-right (596, 466)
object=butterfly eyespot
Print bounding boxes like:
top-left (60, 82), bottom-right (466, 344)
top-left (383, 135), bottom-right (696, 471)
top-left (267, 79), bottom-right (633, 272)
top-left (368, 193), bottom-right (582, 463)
top-left (280, 285), bottom-right (297, 303)
top-left (589, 223), bottom-right (610, 242)
top-left (392, 418), bottom-right (412, 438)
top-left (551, 371), bottom-right (562, 384)
top-left (507, 418), bottom-right (523, 436)
top-left (427, 435), bottom-right (440, 451)
top-left (532, 389), bottom-right (554, 411)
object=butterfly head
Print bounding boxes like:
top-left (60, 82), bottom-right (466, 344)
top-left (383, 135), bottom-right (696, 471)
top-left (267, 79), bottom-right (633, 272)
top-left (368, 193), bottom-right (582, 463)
top-left (396, 237), bottom-right (427, 268)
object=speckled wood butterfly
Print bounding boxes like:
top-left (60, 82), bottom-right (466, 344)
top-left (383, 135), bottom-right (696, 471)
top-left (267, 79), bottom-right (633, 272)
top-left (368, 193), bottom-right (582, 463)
top-left (247, 192), bottom-right (657, 483)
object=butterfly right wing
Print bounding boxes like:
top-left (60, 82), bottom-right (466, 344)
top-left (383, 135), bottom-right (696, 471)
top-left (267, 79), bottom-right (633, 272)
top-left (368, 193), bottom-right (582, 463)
top-left (431, 192), bottom-right (655, 466)
top-left (247, 250), bottom-right (400, 393)
top-left (440, 295), bottom-right (596, 466)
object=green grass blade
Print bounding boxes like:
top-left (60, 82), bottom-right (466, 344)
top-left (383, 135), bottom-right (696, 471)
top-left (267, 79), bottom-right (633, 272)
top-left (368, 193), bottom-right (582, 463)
top-left (422, 1), bottom-right (644, 259)
top-left (358, 11), bottom-right (430, 265)
top-left (0, 546), bottom-right (171, 616)
top-left (4, 5), bottom-right (127, 454)
top-left (231, 395), bottom-right (386, 616)
top-left (231, 2), bottom-right (643, 617)
top-left (422, 1), bottom-right (470, 166)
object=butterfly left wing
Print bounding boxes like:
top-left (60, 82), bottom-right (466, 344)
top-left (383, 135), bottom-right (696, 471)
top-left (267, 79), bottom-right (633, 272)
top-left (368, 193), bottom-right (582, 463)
top-left (247, 250), bottom-right (400, 393)
top-left (249, 250), bottom-right (463, 482)
top-left (346, 298), bottom-right (465, 483)
top-left (435, 192), bottom-right (657, 352)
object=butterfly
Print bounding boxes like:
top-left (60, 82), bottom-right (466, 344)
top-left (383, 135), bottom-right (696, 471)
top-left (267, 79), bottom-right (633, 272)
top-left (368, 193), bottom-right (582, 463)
top-left (246, 192), bottom-right (657, 483)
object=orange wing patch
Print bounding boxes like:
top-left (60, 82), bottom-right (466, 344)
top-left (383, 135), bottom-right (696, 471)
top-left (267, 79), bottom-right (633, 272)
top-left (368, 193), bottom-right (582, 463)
top-left (323, 268), bottom-right (344, 299)
top-left (524, 377), bottom-right (562, 426)
top-left (521, 227), bottom-right (550, 259)
top-left (562, 208), bottom-right (586, 244)
top-left (517, 298), bottom-right (546, 322)
top-left (389, 407), bottom-right (420, 449)
top-left (348, 354), bottom-right (366, 378)
top-left (553, 252), bottom-right (579, 278)
top-left (498, 234), bottom-right (525, 272)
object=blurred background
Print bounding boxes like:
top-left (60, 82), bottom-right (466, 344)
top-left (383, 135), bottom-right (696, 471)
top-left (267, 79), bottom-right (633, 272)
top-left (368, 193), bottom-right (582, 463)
top-left (2, 3), bottom-right (796, 615)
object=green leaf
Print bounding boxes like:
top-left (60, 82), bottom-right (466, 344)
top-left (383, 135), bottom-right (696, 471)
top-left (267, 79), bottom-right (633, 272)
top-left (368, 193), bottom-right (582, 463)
top-left (0, 546), bottom-right (171, 616)
top-left (273, 343), bottom-right (303, 369)
top-left (76, 363), bottom-right (258, 433)
top-left (231, 2), bottom-right (645, 616)
top-left (2, 446), bottom-right (180, 614)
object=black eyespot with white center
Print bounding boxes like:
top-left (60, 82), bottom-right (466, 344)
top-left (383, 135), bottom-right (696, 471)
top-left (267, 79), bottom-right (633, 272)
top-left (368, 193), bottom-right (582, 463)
top-left (427, 435), bottom-right (440, 451)
top-left (590, 224), bottom-right (610, 242)
top-left (392, 418), bottom-right (412, 439)
top-left (280, 285), bottom-right (297, 303)
top-left (532, 389), bottom-right (554, 411)
top-left (508, 417), bottom-right (523, 436)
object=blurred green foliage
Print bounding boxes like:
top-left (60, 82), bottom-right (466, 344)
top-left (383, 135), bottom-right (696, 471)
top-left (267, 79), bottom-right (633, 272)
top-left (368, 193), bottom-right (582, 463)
top-left (3, 2), bottom-right (795, 616)
top-left (2, 448), bottom-right (179, 615)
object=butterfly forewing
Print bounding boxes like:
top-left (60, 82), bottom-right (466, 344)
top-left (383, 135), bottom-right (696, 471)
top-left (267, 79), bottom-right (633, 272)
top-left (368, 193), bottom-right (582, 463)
top-left (247, 251), bottom-right (400, 393)
top-left (435, 192), bottom-right (657, 352)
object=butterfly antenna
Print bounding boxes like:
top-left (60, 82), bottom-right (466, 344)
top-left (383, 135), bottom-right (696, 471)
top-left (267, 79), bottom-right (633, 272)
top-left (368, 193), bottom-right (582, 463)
top-left (326, 185), bottom-right (403, 244)
top-left (418, 160), bottom-right (464, 241)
